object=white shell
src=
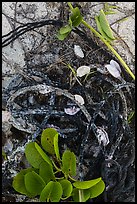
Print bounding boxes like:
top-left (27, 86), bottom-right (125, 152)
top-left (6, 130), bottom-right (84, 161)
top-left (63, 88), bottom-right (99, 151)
top-left (74, 94), bottom-right (85, 105)
top-left (76, 66), bottom-right (90, 77)
top-left (74, 45), bottom-right (84, 58)
top-left (110, 60), bottom-right (121, 73)
top-left (64, 106), bottom-right (80, 115)
top-left (105, 60), bottom-right (121, 79)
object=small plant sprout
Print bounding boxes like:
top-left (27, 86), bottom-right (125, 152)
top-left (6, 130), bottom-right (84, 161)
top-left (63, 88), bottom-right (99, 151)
top-left (127, 111), bottom-right (135, 124)
top-left (76, 65), bottom-right (91, 77)
top-left (74, 45), bottom-right (84, 58)
top-left (57, 2), bottom-right (135, 80)
top-left (103, 2), bottom-right (118, 15)
top-left (61, 61), bottom-right (82, 86)
top-left (12, 128), bottom-right (105, 202)
top-left (2, 150), bottom-right (7, 160)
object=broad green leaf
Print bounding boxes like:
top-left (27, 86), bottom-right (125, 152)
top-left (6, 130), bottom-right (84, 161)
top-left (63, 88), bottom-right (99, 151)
top-left (72, 188), bottom-right (90, 202)
top-left (59, 25), bottom-right (72, 34)
top-left (12, 168), bottom-right (37, 197)
top-left (57, 31), bottom-right (70, 41)
top-left (34, 142), bottom-right (52, 166)
top-left (70, 7), bottom-right (83, 27)
top-left (73, 177), bottom-right (102, 189)
top-left (89, 179), bottom-right (105, 198)
top-left (54, 133), bottom-right (60, 160)
top-left (40, 181), bottom-right (63, 202)
top-left (59, 179), bottom-right (73, 199)
top-left (99, 9), bottom-right (115, 40)
top-left (41, 128), bottom-right (59, 155)
top-left (62, 150), bottom-right (76, 177)
top-left (25, 142), bottom-right (45, 169)
top-left (95, 16), bottom-right (112, 43)
top-left (24, 171), bottom-right (45, 196)
top-left (39, 161), bottom-right (55, 184)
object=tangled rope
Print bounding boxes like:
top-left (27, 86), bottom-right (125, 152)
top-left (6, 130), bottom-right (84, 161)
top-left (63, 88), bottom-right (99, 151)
top-left (3, 18), bottom-right (135, 202)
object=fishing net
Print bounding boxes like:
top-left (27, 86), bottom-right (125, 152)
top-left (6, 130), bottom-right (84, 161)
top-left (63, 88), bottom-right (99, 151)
top-left (2, 5), bottom-right (135, 202)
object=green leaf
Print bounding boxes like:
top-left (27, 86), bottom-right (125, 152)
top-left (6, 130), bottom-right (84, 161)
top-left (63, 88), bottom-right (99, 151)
top-left (39, 161), bottom-right (55, 184)
top-left (40, 181), bottom-right (63, 202)
top-left (72, 188), bottom-right (90, 202)
top-left (12, 168), bottom-right (36, 197)
top-left (62, 150), bottom-right (76, 177)
top-left (73, 177), bottom-right (102, 189)
top-left (41, 128), bottom-right (59, 155)
top-left (89, 179), bottom-right (105, 198)
top-left (104, 2), bottom-right (118, 11)
top-left (2, 150), bottom-right (7, 160)
top-left (99, 9), bottom-right (115, 40)
top-left (68, 17), bottom-right (73, 27)
top-left (104, 11), bottom-right (117, 15)
top-left (24, 171), bottom-right (46, 196)
top-left (57, 31), bottom-right (70, 41)
top-left (104, 3), bottom-right (117, 15)
top-left (95, 15), bottom-right (112, 43)
top-left (34, 142), bottom-right (52, 166)
top-left (59, 25), bottom-right (72, 34)
top-left (59, 179), bottom-right (73, 199)
top-left (25, 142), bottom-right (45, 169)
top-left (70, 7), bottom-right (83, 27)
top-left (54, 133), bottom-right (60, 160)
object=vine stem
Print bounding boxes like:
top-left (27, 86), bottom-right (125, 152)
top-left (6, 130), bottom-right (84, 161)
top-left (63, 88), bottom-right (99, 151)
top-left (67, 2), bottom-right (135, 80)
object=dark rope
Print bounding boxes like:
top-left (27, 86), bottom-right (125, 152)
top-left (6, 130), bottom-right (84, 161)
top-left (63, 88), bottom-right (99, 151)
top-left (2, 20), bottom-right (63, 48)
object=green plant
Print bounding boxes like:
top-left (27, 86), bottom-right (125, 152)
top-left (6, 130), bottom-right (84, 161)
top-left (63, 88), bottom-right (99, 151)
top-left (12, 128), bottom-right (105, 202)
top-left (2, 149), bottom-right (7, 160)
top-left (57, 2), bottom-right (135, 80)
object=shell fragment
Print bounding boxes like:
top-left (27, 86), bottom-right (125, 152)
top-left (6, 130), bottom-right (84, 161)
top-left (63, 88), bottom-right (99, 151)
top-left (76, 66), bottom-right (90, 77)
top-left (64, 106), bottom-right (80, 115)
top-left (105, 59), bottom-right (121, 79)
top-left (74, 94), bottom-right (85, 105)
top-left (74, 45), bottom-right (84, 58)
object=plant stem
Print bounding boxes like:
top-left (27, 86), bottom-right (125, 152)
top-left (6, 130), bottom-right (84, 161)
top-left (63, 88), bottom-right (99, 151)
top-left (68, 2), bottom-right (74, 10)
top-left (82, 20), bottom-right (135, 80)
top-left (67, 2), bottom-right (135, 80)
top-left (78, 189), bottom-right (83, 202)
top-left (61, 61), bottom-right (82, 86)
top-left (52, 159), bottom-right (62, 172)
top-left (68, 174), bottom-right (77, 182)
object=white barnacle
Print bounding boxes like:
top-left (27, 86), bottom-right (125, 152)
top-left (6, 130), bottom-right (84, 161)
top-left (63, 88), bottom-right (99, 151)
top-left (74, 45), bottom-right (84, 58)
top-left (105, 59), bottom-right (122, 79)
top-left (74, 94), bottom-right (85, 105)
top-left (76, 66), bottom-right (90, 77)
top-left (96, 127), bottom-right (109, 147)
